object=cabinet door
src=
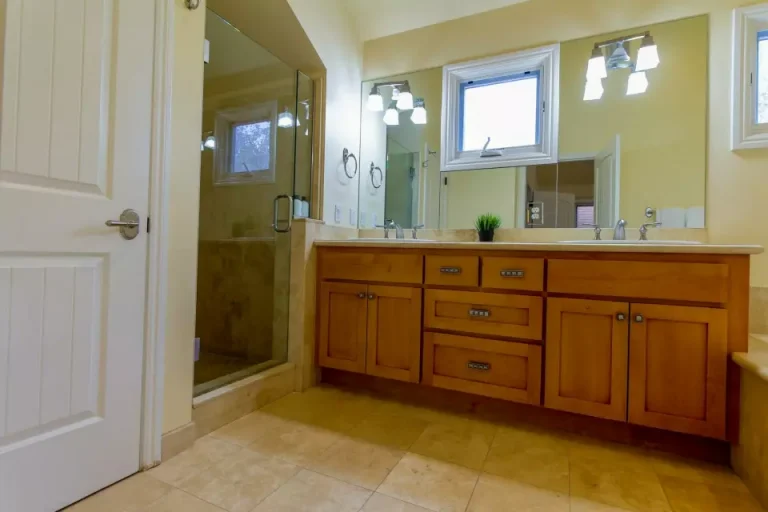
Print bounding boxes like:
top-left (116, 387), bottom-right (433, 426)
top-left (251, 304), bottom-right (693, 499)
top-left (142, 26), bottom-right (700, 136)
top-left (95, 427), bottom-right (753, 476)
top-left (545, 298), bottom-right (629, 421)
top-left (366, 286), bottom-right (422, 383)
top-left (629, 304), bottom-right (728, 439)
top-left (318, 282), bottom-right (368, 373)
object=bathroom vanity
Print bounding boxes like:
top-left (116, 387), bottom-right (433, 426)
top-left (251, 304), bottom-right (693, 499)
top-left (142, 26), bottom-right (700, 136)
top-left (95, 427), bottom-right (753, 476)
top-left (315, 240), bottom-right (762, 442)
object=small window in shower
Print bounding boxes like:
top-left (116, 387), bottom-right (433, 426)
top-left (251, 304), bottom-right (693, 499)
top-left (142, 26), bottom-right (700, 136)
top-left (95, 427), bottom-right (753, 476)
top-left (232, 120), bottom-right (272, 173)
top-left (213, 101), bottom-right (277, 185)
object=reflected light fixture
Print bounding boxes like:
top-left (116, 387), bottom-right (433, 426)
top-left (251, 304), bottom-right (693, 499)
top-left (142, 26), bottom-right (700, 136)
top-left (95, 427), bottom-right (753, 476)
top-left (278, 107), bottom-right (295, 128)
top-left (367, 86), bottom-right (384, 111)
top-left (583, 79), bottom-right (604, 101)
top-left (396, 83), bottom-right (414, 111)
top-left (627, 70), bottom-right (649, 95)
top-left (635, 34), bottom-right (660, 72)
top-left (587, 46), bottom-right (607, 80)
top-left (411, 98), bottom-right (427, 125)
top-left (383, 101), bottom-right (400, 126)
top-left (201, 132), bottom-right (216, 151)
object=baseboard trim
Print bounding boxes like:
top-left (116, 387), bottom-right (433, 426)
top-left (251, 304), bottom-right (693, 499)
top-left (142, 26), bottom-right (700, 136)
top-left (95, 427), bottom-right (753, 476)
top-left (160, 421), bottom-right (197, 463)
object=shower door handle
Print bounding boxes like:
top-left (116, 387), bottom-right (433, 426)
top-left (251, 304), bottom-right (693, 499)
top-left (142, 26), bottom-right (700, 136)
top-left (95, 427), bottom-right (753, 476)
top-left (273, 194), bottom-right (293, 233)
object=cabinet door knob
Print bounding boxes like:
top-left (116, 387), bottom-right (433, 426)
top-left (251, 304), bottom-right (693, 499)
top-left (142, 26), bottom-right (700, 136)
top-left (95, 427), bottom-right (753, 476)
top-left (635, 315), bottom-right (644, 323)
top-left (358, 292), bottom-right (366, 299)
top-left (616, 313), bottom-right (626, 321)
top-left (368, 294), bottom-right (376, 300)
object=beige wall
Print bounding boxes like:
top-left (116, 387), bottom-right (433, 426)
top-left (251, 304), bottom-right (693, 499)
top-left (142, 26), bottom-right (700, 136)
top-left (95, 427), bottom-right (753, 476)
top-left (288, 0), bottom-right (364, 228)
top-left (363, 0), bottom-right (768, 287)
top-left (164, 0), bottom-right (206, 434)
top-left (445, 168), bottom-right (518, 229)
top-left (560, 16), bottom-right (707, 227)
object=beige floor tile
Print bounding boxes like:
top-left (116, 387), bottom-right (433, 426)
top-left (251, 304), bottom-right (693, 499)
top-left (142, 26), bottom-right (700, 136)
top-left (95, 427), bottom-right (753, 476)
top-left (570, 497), bottom-right (634, 511)
top-left (150, 436), bottom-right (242, 486)
top-left (248, 420), bottom-right (343, 467)
top-left (482, 426), bottom-right (570, 493)
top-left (360, 493), bottom-right (433, 512)
top-left (467, 473), bottom-right (569, 512)
top-left (210, 411), bottom-right (289, 446)
top-left (409, 419), bottom-right (497, 470)
top-left (65, 473), bottom-right (173, 512)
top-left (648, 453), bottom-right (747, 491)
top-left (251, 469), bottom-right (371, 512)
top-left (375, 400), bottom-right (470, 427)
top-left (141, 489), bottom-right (225, 512)
top-left (350, 406), bottom-right (430, 450)
top-left (178, 448), bottom-right (300, 512)
top-left (568, 437), bottom-right (652, 470)
top-left (309, 437), bottom-right (404, 490)
top-left (378, 453), bottom-right (479, 512)
top-left (661, 476), bottom-right (764, 512)
top-left (261, 387), bottom-right (379, 433)
top-left (570, 457), bottom-right (672, 512)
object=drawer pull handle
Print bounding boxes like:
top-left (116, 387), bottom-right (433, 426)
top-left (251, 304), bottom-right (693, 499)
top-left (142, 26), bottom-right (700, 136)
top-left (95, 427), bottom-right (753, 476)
top-left (469, 308), bottom-right (491, 318)
top-left (440, 266), bottom-right (462, 275)
top-left (500, 269), bottom-right (525, 278)
top-left (467, 361), bottom-right (491, 371)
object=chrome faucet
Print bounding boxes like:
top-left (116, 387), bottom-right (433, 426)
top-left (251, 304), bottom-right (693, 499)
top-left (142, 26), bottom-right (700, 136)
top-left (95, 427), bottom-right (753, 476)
top-left (639, 222), bottom-right (662, 241)
top-left (583, 224), bottom-right (602, 240)
top-left (376, 220), bottom-right (404, 239)
top-left (412, 224), bottom-right (425, 239)
top-left (613, 219), bottom-right (627, 241)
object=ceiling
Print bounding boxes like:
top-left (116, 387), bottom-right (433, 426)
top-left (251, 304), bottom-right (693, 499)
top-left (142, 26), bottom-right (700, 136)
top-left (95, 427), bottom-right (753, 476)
top-left (344, 0), bottom-right (531, 41)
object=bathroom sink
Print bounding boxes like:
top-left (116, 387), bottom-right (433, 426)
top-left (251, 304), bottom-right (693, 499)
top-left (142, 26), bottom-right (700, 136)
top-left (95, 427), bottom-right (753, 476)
top-left (559, 240), bottom-right (702, 245)
top-left (355, 238), bottom-right (436, 242)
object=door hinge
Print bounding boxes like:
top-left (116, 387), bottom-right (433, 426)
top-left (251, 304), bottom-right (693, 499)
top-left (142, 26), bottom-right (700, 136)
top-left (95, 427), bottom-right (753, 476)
top-left (542, 100), bottom-right (546, 113)
top-left (444, 177), bottom-right (448, 186)
top-left (751, 72), bottom-right (754, 86)
top-left (147, 216), bottom-right (151, 234)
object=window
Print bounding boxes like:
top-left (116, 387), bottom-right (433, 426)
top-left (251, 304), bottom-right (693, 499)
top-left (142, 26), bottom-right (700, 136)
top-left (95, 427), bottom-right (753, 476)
top-left (731, 4), bottom-right (768, 150)
top-left (214, 102), bottom-right (277, 185)
top-left (442, 44), bottom-right (559, 171)
top-left (576, 204), bottom-right (595, 228)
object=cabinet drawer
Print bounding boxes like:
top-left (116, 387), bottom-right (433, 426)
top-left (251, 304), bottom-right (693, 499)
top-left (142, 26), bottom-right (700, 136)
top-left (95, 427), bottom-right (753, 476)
top-left (425, 255), bottom-right (479, 287)
top-left (318, 250), bottom-right (423, 284)
top-left (423, 333), bottom-right (541, 404)
top-left (482, 257), bottom-right (544, 291)
top-left (425, 289), bottom-right (543, 340)
top-left (548, 260), bottom-right (730, 303)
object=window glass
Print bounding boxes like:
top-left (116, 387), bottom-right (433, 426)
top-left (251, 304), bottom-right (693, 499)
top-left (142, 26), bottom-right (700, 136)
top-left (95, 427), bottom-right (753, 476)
top-left (231, 120), bottom-right (271, 173)
top-left (460, 74), bottom-right (539, 151)
top-left (758, 31), bottom-right (768, 124)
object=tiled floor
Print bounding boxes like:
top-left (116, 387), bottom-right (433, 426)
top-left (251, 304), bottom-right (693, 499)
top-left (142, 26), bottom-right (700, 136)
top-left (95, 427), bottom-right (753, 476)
top-left (66, 385), bottom-right (765, 512)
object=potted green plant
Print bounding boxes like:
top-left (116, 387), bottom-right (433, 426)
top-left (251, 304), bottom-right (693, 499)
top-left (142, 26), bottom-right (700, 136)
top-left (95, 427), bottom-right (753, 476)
top-left (475, 213), bottom-right (501, 242)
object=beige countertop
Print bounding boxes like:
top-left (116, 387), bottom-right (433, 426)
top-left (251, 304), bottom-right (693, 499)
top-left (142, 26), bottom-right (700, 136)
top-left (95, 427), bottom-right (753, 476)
top-left (314, 239), bottom-right (764, 255)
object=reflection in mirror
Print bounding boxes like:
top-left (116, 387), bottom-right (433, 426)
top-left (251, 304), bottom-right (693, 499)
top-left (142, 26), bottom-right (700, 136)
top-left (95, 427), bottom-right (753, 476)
top-left (358, 15), bottom-right (707, 230)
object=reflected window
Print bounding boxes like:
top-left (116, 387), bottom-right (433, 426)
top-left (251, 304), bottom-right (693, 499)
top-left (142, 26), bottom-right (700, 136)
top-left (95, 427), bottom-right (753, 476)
top-left (214, 101), bottom-right (277, 185)
top-left (460, 73), bottom-right (540, 151)
top-left (576, 204), bottom-right (595, 228)
top-left (758, 30), bottom-right (768, 124)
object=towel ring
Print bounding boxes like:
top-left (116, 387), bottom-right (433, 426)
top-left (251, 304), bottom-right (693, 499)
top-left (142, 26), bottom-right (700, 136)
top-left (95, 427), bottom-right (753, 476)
top-left (342, 149), bottom-right (358, 179)
top-left (185, 0), bottom-right (200, 9)
top-left (370, 163), bottom-right (383, 189)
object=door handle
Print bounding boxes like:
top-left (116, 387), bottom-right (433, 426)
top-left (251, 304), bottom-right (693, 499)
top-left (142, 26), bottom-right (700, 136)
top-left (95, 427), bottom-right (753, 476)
top-left (273, 194), bottom-right (293, 233)
top-left (105, 209), bottom-right (140, 240)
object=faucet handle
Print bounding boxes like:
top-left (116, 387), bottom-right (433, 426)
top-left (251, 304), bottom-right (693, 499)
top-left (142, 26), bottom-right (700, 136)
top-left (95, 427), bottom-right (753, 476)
top-left (582, 224), bottom-right (602, 241)
top-left (639, 222), bottom-right (662, 241)
top-left (412, 224), bottom-right (425, 239)
top-left (375, 224), bottom-right (391, 239)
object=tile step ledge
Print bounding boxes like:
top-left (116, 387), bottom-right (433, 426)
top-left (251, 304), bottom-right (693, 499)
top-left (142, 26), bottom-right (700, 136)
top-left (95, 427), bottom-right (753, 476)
top-left (733, 334), bottom-right (768, 383)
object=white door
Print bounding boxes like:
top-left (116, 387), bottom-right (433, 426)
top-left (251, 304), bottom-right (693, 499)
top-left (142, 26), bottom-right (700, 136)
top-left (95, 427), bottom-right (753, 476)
top-left (594, 135), bottom-right (621, 228)
top-left (0, 1), bottom-right (154, 510)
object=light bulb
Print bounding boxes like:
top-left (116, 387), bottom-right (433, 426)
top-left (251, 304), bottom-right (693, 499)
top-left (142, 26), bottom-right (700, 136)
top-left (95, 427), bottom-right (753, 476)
top-left (411, 102), bottom-right (427, 125)
top-left (203, 135), bottom-right (216, 149)
top-left (278, 108), bottom-right (294, 128)
top-left (587, 46), bottom-right (607, 80)
top-left (583, 79), bottom-right (604, 101)
top-left (383, 102), bottom-right (399, 126)
top-left (396, 91), bottom-right (414, 111)
top-left (367, 89), bottom-right (384, 111)
top-left (627, 71), bottom-right (649, 96)
top-left (636, 34), bottom-right (660, 72)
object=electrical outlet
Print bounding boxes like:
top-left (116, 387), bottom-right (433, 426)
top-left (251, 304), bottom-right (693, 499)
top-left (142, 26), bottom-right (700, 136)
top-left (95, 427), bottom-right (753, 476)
top-left (194, 338), bottom-right (200, 362)
top-left (349, 208), bottom-right (357, 225)
top-left (334, 205), bottom-right (342, 224)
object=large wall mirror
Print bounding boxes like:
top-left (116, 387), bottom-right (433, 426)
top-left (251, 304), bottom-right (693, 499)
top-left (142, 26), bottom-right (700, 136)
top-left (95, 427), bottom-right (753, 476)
top-left (357, 15), bottom-right (708, 230)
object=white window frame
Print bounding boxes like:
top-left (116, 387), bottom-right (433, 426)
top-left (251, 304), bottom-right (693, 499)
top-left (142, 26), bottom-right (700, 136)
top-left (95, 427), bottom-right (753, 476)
top-left (441, 44), bottom-right (560, 172)
top-left (214, 101), bottom-right (278, 185)
top-left (731, 3), bottom-right (768, 150)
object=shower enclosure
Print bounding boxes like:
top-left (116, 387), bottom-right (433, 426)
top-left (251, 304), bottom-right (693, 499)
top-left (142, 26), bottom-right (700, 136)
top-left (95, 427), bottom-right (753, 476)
top-left (194, 10), bottom-right (313, 396)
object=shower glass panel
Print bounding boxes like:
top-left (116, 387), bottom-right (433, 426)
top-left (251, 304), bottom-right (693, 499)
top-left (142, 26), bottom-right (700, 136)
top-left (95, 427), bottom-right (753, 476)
top-left (194, 9), bottom-right (301, 396)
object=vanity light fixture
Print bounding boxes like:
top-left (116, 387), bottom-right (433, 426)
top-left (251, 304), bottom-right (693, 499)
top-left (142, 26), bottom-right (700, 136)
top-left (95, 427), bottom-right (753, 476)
top-left (587, 46), bottom-right (608, 80)
top-left (278, 107), bottom-right (295, 128)
top-left (627, 70), bottom-right (649, 95)
top-left (367, 86), bottom-right (384, 111)
top-left (635, 34), bottom-right (660, 72)
top-left (411, 98), bottom-right (428, 124)
top-left (201, 132), bottom-right (216, 151)
top-left (383, 101), bottom-right (400, 126)
top-left (584, 78), bottom-right (604, 101)
top-left (396, 83), bottom-right (414, 111)
top-left (584, 31), bottom-right (660, 100)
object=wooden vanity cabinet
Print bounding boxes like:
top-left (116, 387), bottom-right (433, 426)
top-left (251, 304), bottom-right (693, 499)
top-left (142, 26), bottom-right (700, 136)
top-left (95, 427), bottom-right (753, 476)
top-left (318, 281), bottom-right (422, 383)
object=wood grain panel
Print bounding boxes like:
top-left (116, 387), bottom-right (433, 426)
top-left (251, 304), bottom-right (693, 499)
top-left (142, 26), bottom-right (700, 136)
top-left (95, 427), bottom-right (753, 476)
top-left (366, 286), bottom-right (422, 383)
top-left (423, 333), bottom-right (541, 404)
top-left (318, 282), bottom-right (368, 374)
top-left (548, 260), bottom-right (730, 303)
top-left (545, 298), bottom-right (629, 422)
top-left (629, 304), bottom-right (728, 439)
top-left (425, 255), bottom-right (479, 287)
top-left (425, 289), bottom-right (543, 340)
top-left (319, 250), bottom-right (423, 284)
top-left (481, 257), bottom-right (544, 291)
